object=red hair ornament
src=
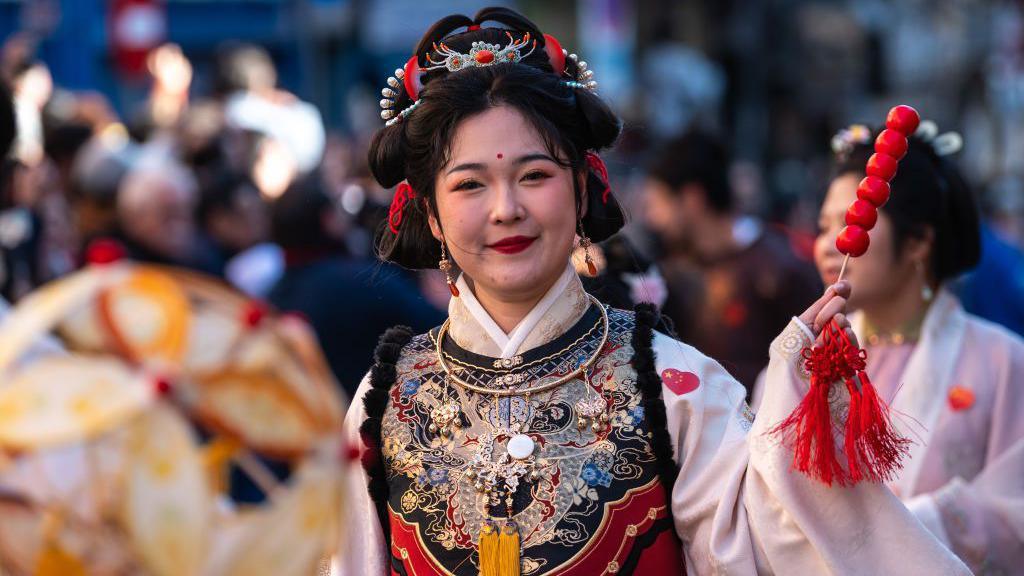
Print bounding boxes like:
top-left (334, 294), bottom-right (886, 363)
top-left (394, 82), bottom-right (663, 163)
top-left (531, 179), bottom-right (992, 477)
top-left (543, 33), bottom-right (566, 75)
top-left (772, 105), bottom-right (920, 486)
top-left (584, 152), bottom-right (611, 204)
top-left (402, 56), bottom-right (424, 102)
top-left (388, 182), bottom-right (417, 234)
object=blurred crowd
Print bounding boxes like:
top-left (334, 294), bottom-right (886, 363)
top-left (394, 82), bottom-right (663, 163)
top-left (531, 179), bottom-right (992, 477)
top-left (0, 38), bottom-right (448, 394)
top-left (2, 0), bottom-right (1024, 400)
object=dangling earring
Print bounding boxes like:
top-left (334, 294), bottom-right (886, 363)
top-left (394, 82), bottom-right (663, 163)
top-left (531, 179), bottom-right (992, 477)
top-left (439, 240), bottom-right (459, 297)
top-left (577, 222), bottom-right (597, 276)
top-left (916, 260), bottom-right (934, 302)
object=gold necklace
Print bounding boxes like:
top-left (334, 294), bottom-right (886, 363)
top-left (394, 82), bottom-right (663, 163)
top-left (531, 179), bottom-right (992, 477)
top-left (863, 309), bottom-right (927, 346)
top-left (435, 295), bottom-right (610, 397)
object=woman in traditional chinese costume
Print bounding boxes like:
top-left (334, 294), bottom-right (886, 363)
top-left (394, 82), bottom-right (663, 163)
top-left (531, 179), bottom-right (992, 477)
top-left (339, 8), bottom-right (969, 575)
top-left (791, 125), bottom-right (1023, 573)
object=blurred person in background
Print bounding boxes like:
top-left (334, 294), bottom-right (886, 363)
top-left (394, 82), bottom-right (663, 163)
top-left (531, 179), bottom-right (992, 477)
top-left (198, 168), bottom-right (284, 297)
top-left (755, 125), bottom-right (1024, 573)
top-left (267, 176), bottom-right (441, 395)
top-left (114, 162), bottom-right (219, 274)
top-left (132, 43), bottom-right (193, 140)
top-left (952, 177), bottom-right (1024, 337)
top-left (579, 234), bottom-right (670, 313)
top-left (643, 128), bottom-right (821, 394)
top-left (68, 133), bottom-right (135, 249)
top-left (197, 170), bottom-right (269, 264)
top-left (0, 81), bottom-right (45, 301)
top-left (215, 43), bottom-right (325, 199)
top-left (7, 58), bottom-right (51, 167)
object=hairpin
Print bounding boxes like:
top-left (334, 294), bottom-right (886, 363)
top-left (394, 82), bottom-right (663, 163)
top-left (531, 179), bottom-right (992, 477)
top-left (914, 120), bottom-right (963, 156)
top-left (423, 31), bottom-right (536, 73)
top-left (561, 49), bottom-right (597, 91)
top-left (831, 124), bottom-right (872, 159)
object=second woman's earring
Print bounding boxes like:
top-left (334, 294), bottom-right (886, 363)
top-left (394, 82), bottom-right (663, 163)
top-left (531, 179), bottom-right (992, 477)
top-left (440, 241), bottom-right (459, 297)
top-left (916, 260), bottom-right (933, 302)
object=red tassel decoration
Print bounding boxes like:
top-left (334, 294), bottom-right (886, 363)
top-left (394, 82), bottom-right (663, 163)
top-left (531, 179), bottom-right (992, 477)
top-left (771, 322), bottom-right (847, 485)
top-left (772, 320), bottom-right (909, 486)
top-left (837, 327), bottom-right (910, 483)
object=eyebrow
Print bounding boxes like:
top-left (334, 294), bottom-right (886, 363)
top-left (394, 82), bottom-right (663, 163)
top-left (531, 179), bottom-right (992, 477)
top-left (445, 153), bottom-right (558, 175)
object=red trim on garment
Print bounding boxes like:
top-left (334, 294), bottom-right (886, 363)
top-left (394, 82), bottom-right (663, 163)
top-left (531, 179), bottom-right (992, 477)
top-left (388, 479), bottom-right (685, 575)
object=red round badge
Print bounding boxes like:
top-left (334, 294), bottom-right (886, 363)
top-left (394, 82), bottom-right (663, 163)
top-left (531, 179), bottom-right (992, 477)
top-left (948, 386), bottom-right (975, 411)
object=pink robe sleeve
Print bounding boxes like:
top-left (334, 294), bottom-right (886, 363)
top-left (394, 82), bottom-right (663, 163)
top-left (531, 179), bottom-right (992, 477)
top-left (909, 333), bottom-right (1024, 573)
top-left (337, 372), bottom-right (389, 576)
top-left (657, 320), bottom-right (971, 575)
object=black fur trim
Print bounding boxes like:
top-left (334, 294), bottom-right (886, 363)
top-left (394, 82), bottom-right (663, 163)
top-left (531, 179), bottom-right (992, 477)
top-left (359, 325), bottom-right (415, 544)
top-left (631, 304), bottom-right (681, 500)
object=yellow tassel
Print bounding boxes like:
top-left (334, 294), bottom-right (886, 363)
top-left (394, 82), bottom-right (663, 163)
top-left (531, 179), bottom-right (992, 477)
top-left (35, 543), bottom-right (87, 576)
top-left (203, 436), bottom-right (240, 493)
top-left (497, 520), bottom-right (521, 576)
top-left (479, 521), bottom-right (500, 576)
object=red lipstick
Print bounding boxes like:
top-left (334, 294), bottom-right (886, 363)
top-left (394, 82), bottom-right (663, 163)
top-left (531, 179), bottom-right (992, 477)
top-left (487, 236), bottom-right (536, 254)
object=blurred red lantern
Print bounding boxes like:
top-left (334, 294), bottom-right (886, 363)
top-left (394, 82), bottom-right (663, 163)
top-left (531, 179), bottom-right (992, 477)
top-left (110, 0), bottom-right (166, 77)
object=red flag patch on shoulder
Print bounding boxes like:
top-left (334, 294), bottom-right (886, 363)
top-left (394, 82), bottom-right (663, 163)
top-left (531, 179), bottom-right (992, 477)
top-left (661, 369), bottom-right (700, 396)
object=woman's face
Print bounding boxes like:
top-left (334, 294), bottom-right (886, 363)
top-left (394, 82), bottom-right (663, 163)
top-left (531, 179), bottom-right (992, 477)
top-left (814, 173), bottom-right (917, 310)
top-left (429, 105), bottom-right (579, 303)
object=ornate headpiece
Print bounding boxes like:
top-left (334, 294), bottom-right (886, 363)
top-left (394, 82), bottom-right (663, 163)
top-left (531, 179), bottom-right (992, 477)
top-left (379, 31), bottom-right (598, 127)
top-left (424, 31), bottom-right (536, 72)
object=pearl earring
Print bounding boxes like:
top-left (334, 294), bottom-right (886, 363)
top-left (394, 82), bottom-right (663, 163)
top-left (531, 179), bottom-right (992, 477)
top-left (916, 260), bottom-right (933, 302)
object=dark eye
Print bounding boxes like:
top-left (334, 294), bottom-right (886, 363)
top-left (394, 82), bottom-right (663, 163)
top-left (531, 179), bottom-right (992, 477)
top-left (454, 179), bottom-right (482, 191)
top-left (522, 170), bottom-right (550, 182)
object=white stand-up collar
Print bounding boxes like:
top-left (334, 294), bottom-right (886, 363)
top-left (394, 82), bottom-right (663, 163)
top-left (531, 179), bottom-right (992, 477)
top-left (449, 263), bottom-right (584, 358)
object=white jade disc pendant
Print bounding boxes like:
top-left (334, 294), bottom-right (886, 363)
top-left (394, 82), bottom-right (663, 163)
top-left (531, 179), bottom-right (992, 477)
top-left (507, 434), bottom-right (535, 460)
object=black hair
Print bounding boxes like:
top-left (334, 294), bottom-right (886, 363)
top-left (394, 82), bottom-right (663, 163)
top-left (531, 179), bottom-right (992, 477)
top-left (0, 84), bottom-right (14, 159)
top-left (367, 6), bottom-right (623, 270)
top-left (44, 122), bottom-right (93, 168)
top-left (834, 130), bottom-right (980, 284)
top-left (0, 85), bottom-right (17, 210)
top-left (212, 42), bottom-right (276, 97)
top-left (646, 128), bottom-right (732, 213)
top-left (270, 174), bottom-right (344, 252)
top-left (197, 170), bottom-right (257, 225)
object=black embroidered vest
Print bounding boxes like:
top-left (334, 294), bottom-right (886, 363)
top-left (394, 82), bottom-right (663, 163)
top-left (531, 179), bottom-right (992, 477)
top-left (361, 305), bottom-right (685, 575)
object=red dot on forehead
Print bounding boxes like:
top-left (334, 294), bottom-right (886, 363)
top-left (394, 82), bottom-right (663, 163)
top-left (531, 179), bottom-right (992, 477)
top-left (497, 153), bottom-right (504, 159)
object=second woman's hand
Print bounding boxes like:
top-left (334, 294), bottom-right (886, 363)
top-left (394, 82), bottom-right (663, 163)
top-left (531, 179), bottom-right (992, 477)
top-left (797, 280), bottom-right (859, 347)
